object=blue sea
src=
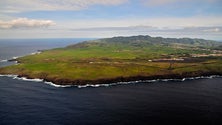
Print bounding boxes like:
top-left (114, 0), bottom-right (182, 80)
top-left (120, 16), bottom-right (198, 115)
top-left (0, 39), bottom-right (222, 125)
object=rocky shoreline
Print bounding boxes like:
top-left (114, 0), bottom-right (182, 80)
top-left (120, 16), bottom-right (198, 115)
top-left (10, 70), bottom-right (222, 85)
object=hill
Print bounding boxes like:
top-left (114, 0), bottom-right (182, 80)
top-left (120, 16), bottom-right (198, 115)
top-left (0, 35), bottom-right (222, 85)
top-left (69, 35), bottom-right (221, 48)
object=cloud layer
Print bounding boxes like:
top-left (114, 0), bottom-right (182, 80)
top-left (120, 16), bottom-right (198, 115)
top-left (61, 16), bottom-right (222, 29)
top-left (0, 0), bottom-right (221, 40)
top-left (0, 0), bottom-right (128, 13)
top-left (1, 0), bottom-right (219, 13)
top-left (142, 0), bottom-right (219, 6)
top-left (0, 18), bottom-right (55, 29)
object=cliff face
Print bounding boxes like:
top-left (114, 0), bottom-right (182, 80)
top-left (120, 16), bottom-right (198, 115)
top-left (16, 71), bottom-right (222, 85)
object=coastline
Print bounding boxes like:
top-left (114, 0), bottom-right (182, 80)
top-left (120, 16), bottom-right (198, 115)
top-left (0, 50), bottom-right (42, 62)
top-left (24, 71), bottom-right (222, 85)
top-left (1, 71), bottom-right (222, 88)
top-left (0, 73), bottom-right (221, 88)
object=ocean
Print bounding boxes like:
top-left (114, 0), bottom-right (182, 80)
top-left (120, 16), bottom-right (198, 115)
top-left (0, 39), bottom-right (222, 125)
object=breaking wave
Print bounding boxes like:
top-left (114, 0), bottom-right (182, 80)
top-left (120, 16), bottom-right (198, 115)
top-left (0, 59), bottom-right (8, 62)
top-left (76, 75), bottom-right (222, 88)
top-left (0, 74), bottom-right (221, 88)
top-left (12, 56), bottom-right (19, 59)
top-left (0, 51), bottom-right (42, 63)
top-left (13, 76), bottom-right (43, 82)
top-left (31, 51), bottom-right (42, 55)
top-left (44, 81), bottom-right (72, 88)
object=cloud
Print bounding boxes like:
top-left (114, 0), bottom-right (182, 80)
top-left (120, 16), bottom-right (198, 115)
top-left (60, 16), bottom-right (222, 29)
top-left (202, 27), bottom-right (220, 32)
top-left (142, 0), bottom-right (179, 6)
top-left (141, 0), bottom-right (220, 6)
top-left (0, 18), bottom-right (55, 29)
top-left (71, 26), bottom-right (157, 31)
top-left (0, 0), bottom-right (128, 13)
top-left (160, 26), bottom-right (222, 34)
top-left (70, 25), bottom-right (222, 34)
top-left (1, 25), bottom-right (222, 40)
top-left (52, 21), bottom-right (220, 39)
top-left (1, 16), bottom-right (222, 40)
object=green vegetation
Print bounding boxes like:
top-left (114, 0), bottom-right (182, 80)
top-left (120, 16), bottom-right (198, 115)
top-left (0, 35), bottom-right (222, 85)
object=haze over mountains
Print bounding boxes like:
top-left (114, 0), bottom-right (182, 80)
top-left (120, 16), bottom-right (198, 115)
top-left (69, 35), bottom-right (222, 50)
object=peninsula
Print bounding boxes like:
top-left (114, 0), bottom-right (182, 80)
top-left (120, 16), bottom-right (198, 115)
top-left (0, 35), bottom-right (222, 85)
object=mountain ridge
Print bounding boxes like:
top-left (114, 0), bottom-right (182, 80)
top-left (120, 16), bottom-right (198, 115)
top-left (68, 35), bottom-right (221, 49)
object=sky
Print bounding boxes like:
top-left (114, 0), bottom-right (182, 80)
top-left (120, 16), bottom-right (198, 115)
top-left (0, 0), bottom-right (222, 40)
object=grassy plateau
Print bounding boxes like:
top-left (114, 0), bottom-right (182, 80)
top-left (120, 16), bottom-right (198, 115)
top-left (0, 35), bottom-right (222, 85)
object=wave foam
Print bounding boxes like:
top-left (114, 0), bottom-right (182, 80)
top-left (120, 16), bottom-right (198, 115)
top-left (76, 75), bottom-right (222, 88)
top-left (31, 51), bottom-right (42, 55)
top-left (1, 51), bottom-right (42, 63)
top-left (0, 60), bottom-right (8, 62)
top-left (44, 81), bottom-right (72, 88)
top-left (13, 77), bottom-right (43, 82)
top-left (12, 56), bottom-right (19, 59)
top-left (0, 74), bottom-right (222, 88)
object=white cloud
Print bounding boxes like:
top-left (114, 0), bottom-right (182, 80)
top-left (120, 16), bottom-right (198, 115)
top-left (1, 25), bottom-right (222, 40)
top-left (203, 27), bottom-right (221, 32)
top-left (50, 23), bottom-right (217, 40)
top-left (141, 0), bottom-right (219, 6)
top-left (142, 0), bottom-right (179, 6)
top-left (1, 16), bottom-right (222, 40)
top-left (0, 18), bottom-right (55, 29)
top-left (59, 16), bottom-right (222, 29)
top-left (24, 17), bottom-right (222, 39)
top-left (68, 25), bottom-right (222, 36)
top-left (0, 0), bottom-right (128, 13)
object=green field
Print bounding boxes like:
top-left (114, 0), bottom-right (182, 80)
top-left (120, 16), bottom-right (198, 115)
top-left (0, 35), bottom-right (222, 85)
